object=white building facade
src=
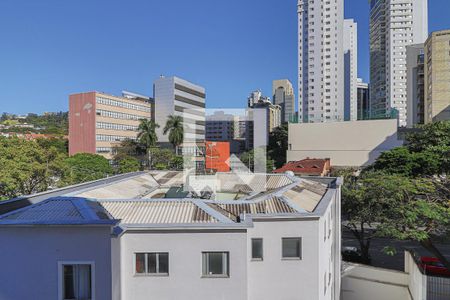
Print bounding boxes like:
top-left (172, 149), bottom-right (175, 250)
top-left (0, 173), bottom-right (342, 300)
top-left (154, 76), bottom-right (206, 144)
top-left (344, 19), bottom-right (358, 121)
top-left (369, 0), bottom-right (428, 126)
top-left (298, 0), bottom-right (344, 123)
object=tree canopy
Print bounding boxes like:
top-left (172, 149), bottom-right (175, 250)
top-left (268, 124), bottom-right (288, 169)
top-left (0, 137), bottom-right (65, 199)
top-left (137, 119), bottom-right (159, 149)
top-left (61, 153), bottom-right (114, 185)
top-left (370, 121), bottom-right (450, 177)
top-left (406, 121), bottom-right (450, 152)
top-left (163, 115), bottom-right (184, 149)
top-left (371, 146), bottom-right (442, 177)
top-left (239, 148), bottom-right (275, 173)
top-left (117, 156), bottom-right (141, 174)
top-left (113, 139), bottom-right (147, 167)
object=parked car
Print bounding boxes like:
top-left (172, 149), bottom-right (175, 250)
top-left (420, 257), bottom-right (450, 277)
top-left (342, 246), bottom-right (370, 264)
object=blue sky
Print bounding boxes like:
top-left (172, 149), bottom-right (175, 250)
top-left (0, 0), bottom-right (449, 114)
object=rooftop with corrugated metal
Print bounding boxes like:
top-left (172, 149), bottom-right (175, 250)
top-left (75, 173), bottom-right (160, 199)
top-left (69, 172), bottom-right (297, 201)
top-left (0, 172), bottom-right (337, 227)
top-left (215, 173), bottom-right (295, 193)
top-left (98, 200), bottom-right (220, 224)
top-left (0, 198), bottom-right (117, 226)
top-left (282, 179), bottom-right (328, 213)
top-left (207, 196), bottom-right (298, 222)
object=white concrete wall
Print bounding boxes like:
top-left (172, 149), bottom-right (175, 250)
top-left (341, 264), bottom-right (411, 300)
top-left (247, 188), bottom-right (341, 300)
top-left (287, 119), bottom-right (403, 167)
top-left (247, 219), bottom-right (321, 300)
top-left (119, 230), bottom-right (248, 300)
top-left (119, 214), bottom-right (340, 300)
top-left (404, 252), bottom-right (426, 300)
top-left (0, 226), bottom-right (113, 300)
top-left (111, 236), bottom-right (122, 300)
top-left (318, 206), bottom-right (336, 300)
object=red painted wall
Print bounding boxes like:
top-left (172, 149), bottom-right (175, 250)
top-left (69, 92), bottom-right (96, 156)
top-left (205, 141), bottom-right (230, 172)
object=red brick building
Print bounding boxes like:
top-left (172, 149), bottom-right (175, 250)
top-left (69, 91), bottom-right (152, 159)
top-left (274, 158), bottom-right (331, 177)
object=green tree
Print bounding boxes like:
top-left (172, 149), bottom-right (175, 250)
top-left (0, 137), bottom-right (63, 200)
top-left (163, 115), bottom-right (184, 150)
top-left (36, 137), bottom-right (69, 155)
top-left (267, 124), bottom-right (288, 169)
top-left (377, 177), bottom-right (450, 271)
top-left (239, 149), bottom-right (274, 173)
top-left (61, 153), bottom-right (113, 185)
top-left (113, 139), bottom-right (147, 167)
top-left (341, 171), bottom-right (432, 264)
top-left (342, 170), bottom-right (450, 269)
top-left (369, 121), bottom-right (450, 177)
top-left (266, 159), bottom-right (275, 172)
top-left (406, 121), bottom-right (450, 175)
top-left (149, 148), bottom-right (175, 169)
top-left (137, 119), bottom-right (159, 167)
top-left (406, 121), bottom-right (450, 152)
top-left (117, 156), bottom-right (140, 174)
top-left (371, 147), bottom-right (442, 177)
top-left (24, 111), bottom-right (69, 135)
top-left (170, 156), bottom-right (184, 170)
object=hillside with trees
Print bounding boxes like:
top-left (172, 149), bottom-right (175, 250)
top-left (0, 112), bottom-right (68, 135)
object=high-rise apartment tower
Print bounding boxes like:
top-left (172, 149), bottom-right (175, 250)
top-left (298, 0), bottom-right (344, 123)
top-left (369, 0), bottom-right (428, 126)
top-left (344, 19), bottom-right (358, 121)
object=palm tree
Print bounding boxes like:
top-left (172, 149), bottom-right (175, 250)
top-left (137, 119), bottom-right (159, 167)
top-left (163, 115), bottom-right (184, 152)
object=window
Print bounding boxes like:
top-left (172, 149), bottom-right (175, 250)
top-left (202, 252), bottom-right (229, 277)
top-left (135, 253), bottom-right (169, 275)
top-left (282, 238), bottom-right (302, 259)
top-left (251, 239), bottom-right (263, 261)
top-left (59, 263), bottom-right (93, 300)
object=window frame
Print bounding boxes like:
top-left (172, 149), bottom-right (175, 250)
top-left (281, 237), bottom-right (302, 260)
top-left (251, 238), bottom-right (264, 261)
top-left (58, 261), bottom-right (95, 300)
top-left (134, 252), bottom-right (169, 276)
top-left (201, 252), bottom-right (230, 278)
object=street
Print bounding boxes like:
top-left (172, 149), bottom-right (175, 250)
top-left (342, 229), bottom-right (450, 271)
